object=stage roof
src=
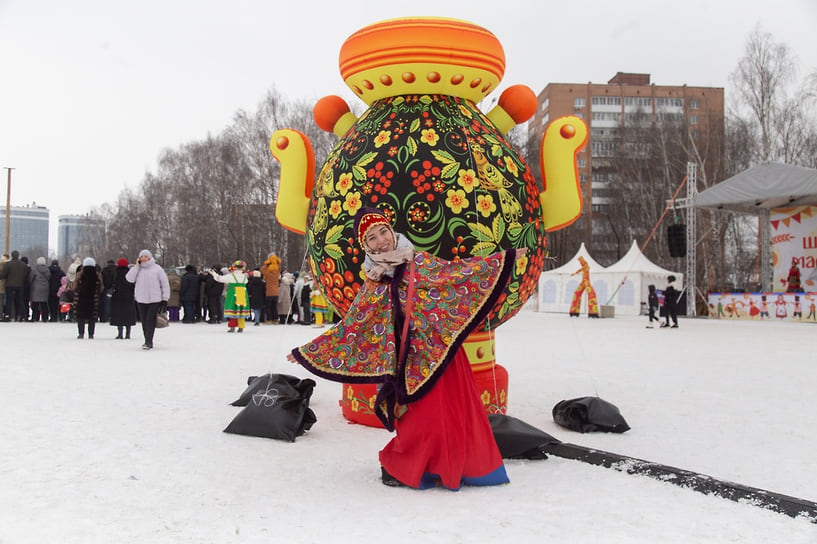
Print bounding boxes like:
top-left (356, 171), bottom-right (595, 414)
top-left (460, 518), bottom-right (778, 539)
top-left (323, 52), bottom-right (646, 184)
top-left (695, 163), bottom-right (817, 213)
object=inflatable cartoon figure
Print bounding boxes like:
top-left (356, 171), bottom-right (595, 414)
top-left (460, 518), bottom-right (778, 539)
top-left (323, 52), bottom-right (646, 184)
top-left (270, 17), bottom-right (587, 418)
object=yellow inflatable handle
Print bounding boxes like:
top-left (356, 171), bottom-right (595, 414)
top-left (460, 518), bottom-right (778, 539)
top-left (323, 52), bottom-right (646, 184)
top-left (539, 116), bottom-right (588, 231)
top-left (269, 129), bottom-right (315, 234)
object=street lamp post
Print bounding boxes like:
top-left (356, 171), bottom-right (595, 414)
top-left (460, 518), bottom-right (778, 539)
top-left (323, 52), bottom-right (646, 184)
top-left (4, 167), bottom-right (13, 256)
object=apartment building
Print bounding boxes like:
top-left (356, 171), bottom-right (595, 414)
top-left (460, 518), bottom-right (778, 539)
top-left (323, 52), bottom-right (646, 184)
top-left (531, 72), bottom-right (724, 264)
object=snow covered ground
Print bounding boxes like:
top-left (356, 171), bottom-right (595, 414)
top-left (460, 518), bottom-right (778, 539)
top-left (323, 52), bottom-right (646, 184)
top-left (1, 310), bottom-right (815, 543)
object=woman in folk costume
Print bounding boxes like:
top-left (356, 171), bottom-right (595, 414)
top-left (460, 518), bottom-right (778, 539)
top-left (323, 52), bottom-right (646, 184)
top-left (209, 260), bottom-right (252, 332)
top-left (289, 208), bottom-right (522, 490)
top-left (309, 284), bottom-right (330, 327)
top-left (786, 259), bottom-right (802, 292)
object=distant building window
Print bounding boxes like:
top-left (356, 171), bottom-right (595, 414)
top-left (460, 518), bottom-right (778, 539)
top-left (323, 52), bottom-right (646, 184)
top-left (625, 111), bottom-right (652, 125)
top-left (624, 96), bottom-right (652, 108)
top-left (591, 111), bottom-right (621, 122)
top-left (657, 112), bottom-right (684, 123)
top-left (592, 96), bottom-right (622, 106)
top-left (575, 112), bottom-right (584, 119)
top-left (577, 158), bottom-right (586, 168)
top-left (541, 113), bottom-right (549, 126)
top-left (540, 98), bottom-right (549, 111)
top-left (574, 97), bottom-right (586, 108)
top-left (591, 140), bottom-right (616, 157)
top-left (689, 115), bottom-right (699, 125)
top-left (689, 99), bottom-right (699, 109)
top-left (580, 174), bottom-right (587, 184)
top-left (656, 97), bottom-right (684, 108)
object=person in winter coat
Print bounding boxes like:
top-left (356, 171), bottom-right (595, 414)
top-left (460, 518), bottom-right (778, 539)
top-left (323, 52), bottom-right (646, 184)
top-left (0, 250), bottom-right (28, 321)
top-left (20, 256), bottom-right (31, 320)
top-left (179, 265), bottom-right (200, 323)
top-left (100, 259), bottom-right (117, 322)
top-left (109, 258), bottom-right (137, 339)
top-left (0, 253), bottom-right (7, 319)
top-left (167, 269), bottom-right (182, 322)
top-left (646, 284), bottom-right (659, 328)
top-left (63, 257), bottom-right (81, 322)
top-left (204, 265), bottom-right (224, 324)
top-left (197, 269), bottom-right (207, 321)
top-left (28, 257), bottom-right (51, 322)
top-left (260, 253), bottom-right (281, 324)
top-left (277, 272), bottom-right (294, 324)
top-left (73, 258), bottom-right (104, 339)
top-left (661, 275), bottom-right (680, 328)
top-left (292, 272), bottom-right (308, 324)
top-left (209, 260), bottom-right (252, 333)
top-left (126, 249), bottom-right (170, 350)
top-left (48, 260), bottom-right (65, 322)
top-left (247, 269), bottom-right (266, 326)
top-left (66, 257), bottom-right (81, 285)
top-left (296, 273), bottom-right (313, 325)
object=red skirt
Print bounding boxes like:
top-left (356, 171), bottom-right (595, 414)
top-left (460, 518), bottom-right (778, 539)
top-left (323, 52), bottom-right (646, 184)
top-left (378, 349), bottom-right (509, 490)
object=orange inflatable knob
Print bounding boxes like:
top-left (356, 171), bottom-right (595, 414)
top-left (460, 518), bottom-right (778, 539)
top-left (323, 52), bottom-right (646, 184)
top-left (314, 95), bottom-right (358, 137)
top-left (498, 85), bottom-right (537, 124)
top-left (486, 84), bottom-right (537, 135)
top-left (275, 135), bottom-right (290, 150)
top-left (560, 124), bottom-right (576, 139)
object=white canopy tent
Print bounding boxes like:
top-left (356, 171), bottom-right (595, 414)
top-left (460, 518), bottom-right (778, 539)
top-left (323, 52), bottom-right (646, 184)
top-left (538, 243), bottom-right (611, 314)
top-left (603, 240), bottom-right (683, 316)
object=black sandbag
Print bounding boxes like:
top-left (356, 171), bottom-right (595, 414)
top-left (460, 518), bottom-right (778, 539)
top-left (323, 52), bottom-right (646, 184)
top-left (552, 396), bottom-right (630, 433)
top-left (224, 379), bottom-right (317, 442)
top-left (488, 413), bottom-right (560, 460)
top-left (230, 373), bottom-right (306, 407)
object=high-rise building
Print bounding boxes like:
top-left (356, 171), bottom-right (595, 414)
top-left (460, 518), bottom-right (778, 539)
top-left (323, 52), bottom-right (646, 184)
top-left (0, 203), bottom-right (50, 257)
top-left (530, 72), bottom-right (724, 265)
top-left (57, 214), bottom-right (106, 260)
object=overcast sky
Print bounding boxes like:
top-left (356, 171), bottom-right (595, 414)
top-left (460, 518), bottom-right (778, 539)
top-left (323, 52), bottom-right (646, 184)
top-left (1, 0), bottom-right (816, 249)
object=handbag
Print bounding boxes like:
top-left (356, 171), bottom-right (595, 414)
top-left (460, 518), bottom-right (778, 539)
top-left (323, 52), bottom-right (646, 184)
top-left (156, 310), bottom-right (170, 328)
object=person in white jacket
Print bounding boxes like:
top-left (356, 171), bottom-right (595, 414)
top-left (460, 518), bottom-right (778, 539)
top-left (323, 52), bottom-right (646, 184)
top-left (126, 249), bottom-right (170, 350)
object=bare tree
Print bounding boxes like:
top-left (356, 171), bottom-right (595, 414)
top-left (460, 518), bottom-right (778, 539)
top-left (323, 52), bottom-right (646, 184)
top-left (730, 26), bottom-right (798, 162)
top-left (729, 26), bottom-right (817, 166)
top-left (101, 90), bottom-right (342, 273)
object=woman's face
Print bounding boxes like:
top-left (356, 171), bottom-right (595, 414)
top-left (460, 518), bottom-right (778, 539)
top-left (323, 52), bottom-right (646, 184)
top-left (364, 224), bottom-right (396, 254)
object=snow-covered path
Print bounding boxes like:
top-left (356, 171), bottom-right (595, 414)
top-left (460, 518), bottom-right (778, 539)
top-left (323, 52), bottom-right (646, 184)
top-left (1, 311), bottom-right (814, 543)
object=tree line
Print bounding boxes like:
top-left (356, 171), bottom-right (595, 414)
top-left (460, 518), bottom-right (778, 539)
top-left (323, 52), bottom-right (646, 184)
top-left (88, 89), bottom-right (336, 273)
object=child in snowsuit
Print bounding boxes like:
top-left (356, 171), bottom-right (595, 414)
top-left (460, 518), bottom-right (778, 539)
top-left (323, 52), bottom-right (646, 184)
top-left (647, 284), bottom-right (659, 328)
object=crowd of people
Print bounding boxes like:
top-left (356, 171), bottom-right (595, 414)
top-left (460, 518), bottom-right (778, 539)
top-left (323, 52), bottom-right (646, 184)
top-left (0, 250), bottom-right (331, 339)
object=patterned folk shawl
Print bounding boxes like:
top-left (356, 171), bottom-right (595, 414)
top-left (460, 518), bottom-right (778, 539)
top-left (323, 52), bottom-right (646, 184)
top-left (292, 249), bottom-right (514, 429)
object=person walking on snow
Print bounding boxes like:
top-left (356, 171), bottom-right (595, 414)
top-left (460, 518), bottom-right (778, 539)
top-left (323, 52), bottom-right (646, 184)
top-left (126, 249), bottom-right (170, 350)
top-left (646, 284), bottom-right (659, 328)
